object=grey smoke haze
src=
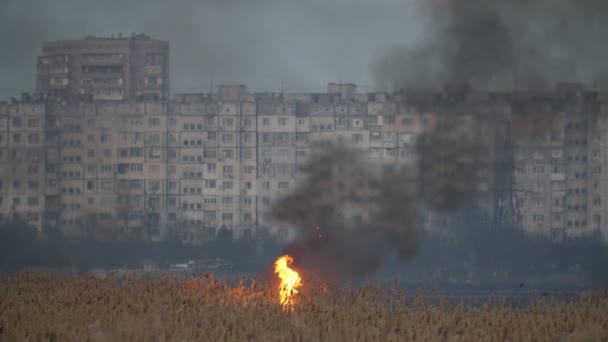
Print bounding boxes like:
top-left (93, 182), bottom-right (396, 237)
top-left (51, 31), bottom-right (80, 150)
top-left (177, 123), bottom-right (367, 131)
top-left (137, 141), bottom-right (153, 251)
top-left (417, 114), bottom-right (496, 210)
top-left (270, 111), bottom-right (509, 279)
top-left (374, 0), bottom-right (608, 91)
top-left (0, 0), bottom-right (423, 99)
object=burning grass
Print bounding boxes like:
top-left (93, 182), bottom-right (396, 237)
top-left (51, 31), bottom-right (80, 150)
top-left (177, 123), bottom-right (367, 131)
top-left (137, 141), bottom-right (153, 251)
top-left (1, 272), bottom-right (607, 341)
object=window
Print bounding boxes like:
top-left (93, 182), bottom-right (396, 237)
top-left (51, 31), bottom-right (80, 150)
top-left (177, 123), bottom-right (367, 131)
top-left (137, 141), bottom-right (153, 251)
top-left (594, 166), bottom-right (602, 174)
top-left (221, 149), bottom-right (234, 159)
top-left (204, 211), bottom-right (217, 221)
top-left (222, 181), bottom-right (233, 190)
top-left (296, 133), bottom-right (309, 142)
top-left (149, 181), bottom-right (160, 191)
top-left (100, 181), bottom-right (113, 191)
top-left (131, 148), bottom-right (143, 157)
top-left (244, 165), bottom-right (255, 174)
top-left (12, 118), bottom-right (21, 128)
top-left (12, 134), bottom-right (21, 143)
top-left (370, 132), bottom-right (381, 141)
top-left (276, 165), bottom-right (290, 175)
top-left (206, 163), bottom-right (216, 173)
top-left (27, 165), bottom-right (39, 174)
top-left (278, 118), bottom-right (288, 126)
top-left (243, 149), bottom-right (253, 159)
top-left (99, 213), bottom-right (112, 221)
top-left (204, 149), bottom-right (217, 159)
top-left (26, 118), bottom-right (41, 129)
top-left (263, 118), bottom-right (270, 126)
top-left (223, 165), bottom-right (234, 174)
top-left (148, 117), bottom-right (160, 126)
top-left (278, 181), bottom-right (289, 190)
top-left (244, 213), bottom-right (253, 223)
top-left (129, 180), bottom-right (142, 189)
top-left (27, 197), bottom-right (39, 206)
top-left (222, 197), bottom-right (233, 205)
top-left (221, 133), bottom-right (234, 143)
top-left (222, 212), bottom-right (233, 221)
top-left (101, 165), bottom-right (113, 174)
top-left (532, 214), bottom-right (545, 223)
top-left (205, 179), bottom-right (216, 189)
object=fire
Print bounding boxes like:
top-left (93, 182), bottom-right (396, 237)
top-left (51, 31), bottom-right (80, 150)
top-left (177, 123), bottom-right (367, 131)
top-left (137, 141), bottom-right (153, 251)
top-left (274, 254), bottom-right (302, 310)
top-left (313, 224), bottom-right (323, 239)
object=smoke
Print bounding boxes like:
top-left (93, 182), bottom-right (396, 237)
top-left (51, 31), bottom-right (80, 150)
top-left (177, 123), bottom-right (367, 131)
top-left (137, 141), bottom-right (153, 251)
top-left (374, 0), bottom-right (608, 91)
top-left (416, 107), bottom-right (510, 210)
top-left (270, 99), bottom-right (517, 280)
top-left (271, 142), bottom-right (422, 280)
top-left (0, 0), bottom-right (419, 99)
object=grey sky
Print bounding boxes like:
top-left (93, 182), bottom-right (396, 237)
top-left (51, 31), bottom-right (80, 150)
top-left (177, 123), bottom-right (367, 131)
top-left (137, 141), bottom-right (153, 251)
top-left (2, 0), bottom-right (606, 100)
top-left (0, 0), bottom-right (421, 99)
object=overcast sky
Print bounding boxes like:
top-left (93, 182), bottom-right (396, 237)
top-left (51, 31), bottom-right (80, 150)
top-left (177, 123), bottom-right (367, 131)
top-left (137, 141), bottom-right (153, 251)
top-left (2, 0), bottom-right (606, 100)
top-left (0, 0), bottom-right (422, 99)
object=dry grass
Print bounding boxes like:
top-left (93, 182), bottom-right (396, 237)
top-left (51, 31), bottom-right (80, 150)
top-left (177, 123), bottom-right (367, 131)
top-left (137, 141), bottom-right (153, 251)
top-left (1, 273), bottom-right (607, 342)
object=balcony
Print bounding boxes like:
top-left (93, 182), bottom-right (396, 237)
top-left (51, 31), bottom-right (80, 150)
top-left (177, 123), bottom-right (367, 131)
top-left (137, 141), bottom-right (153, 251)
top-left (82, 54), bottom-right (124, 65)
top-left (144, 65), bottom-right (163, 75)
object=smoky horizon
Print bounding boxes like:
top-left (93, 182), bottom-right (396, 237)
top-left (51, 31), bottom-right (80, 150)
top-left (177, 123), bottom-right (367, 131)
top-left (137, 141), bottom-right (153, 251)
top-left (1, 0), bottom-right (608, 287)
top-left (3, 0), bottom-right (608, 101)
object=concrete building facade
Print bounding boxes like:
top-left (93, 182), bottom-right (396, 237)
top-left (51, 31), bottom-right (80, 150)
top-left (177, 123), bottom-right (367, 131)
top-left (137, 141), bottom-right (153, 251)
top-left (36, 34), bottom-right (169, 101)
top-left (1, 83), bottom-right (608, 242)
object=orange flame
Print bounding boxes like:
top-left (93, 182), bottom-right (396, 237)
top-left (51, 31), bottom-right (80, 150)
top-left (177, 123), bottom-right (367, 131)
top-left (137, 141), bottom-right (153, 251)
top-left (274, 254), bottom-right (302, 310)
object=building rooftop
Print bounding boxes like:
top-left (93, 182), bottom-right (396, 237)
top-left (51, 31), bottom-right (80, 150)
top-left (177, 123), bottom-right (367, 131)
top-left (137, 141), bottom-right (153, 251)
top-left (83, 33), bottom-right (151, 41)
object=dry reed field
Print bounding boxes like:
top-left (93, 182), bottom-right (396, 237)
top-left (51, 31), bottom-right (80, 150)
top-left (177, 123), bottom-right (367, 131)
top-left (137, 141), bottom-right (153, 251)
top-left (1, 272), bottom-right (607, 342)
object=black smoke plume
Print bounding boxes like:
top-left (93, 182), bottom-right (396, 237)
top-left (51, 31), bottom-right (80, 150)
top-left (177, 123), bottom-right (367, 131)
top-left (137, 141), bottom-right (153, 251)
top-left (271, 142), bottom-right (422, 280)
top-left (416, 106), bottom-right (511, 210)
top-left (374, 0), bottom-right (608, 91)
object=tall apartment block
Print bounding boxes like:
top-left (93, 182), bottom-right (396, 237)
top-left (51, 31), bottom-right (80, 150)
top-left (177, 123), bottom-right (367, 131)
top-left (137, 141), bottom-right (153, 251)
top-left (36, 34), bottom-right (169, 101)
top-left (3, 35), bottom-right (608, 241)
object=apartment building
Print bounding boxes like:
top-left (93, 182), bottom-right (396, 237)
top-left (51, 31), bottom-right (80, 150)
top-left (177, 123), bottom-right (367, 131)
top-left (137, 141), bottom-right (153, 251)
top-left (36, 34), bottom-right (169, 101)
top-left (1, 82), bottom-right (607, 242)
top-left (510, 86), bottom-right (607, 240)
top-left (0, 102), bottom-right (47, 226)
